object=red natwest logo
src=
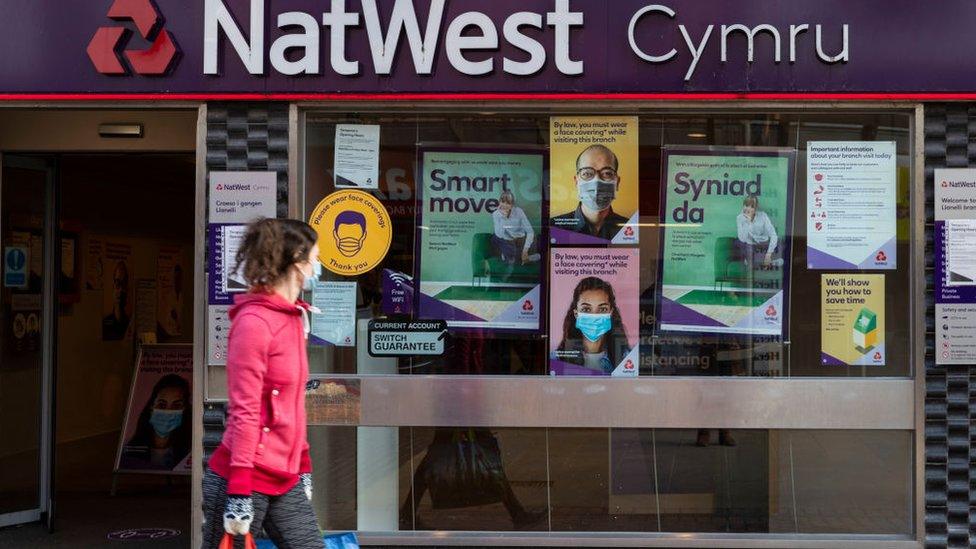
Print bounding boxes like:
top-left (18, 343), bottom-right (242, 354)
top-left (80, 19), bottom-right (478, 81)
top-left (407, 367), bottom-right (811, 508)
top-left (624, 360), bottom-right (634, 370)
top-left (765, 305), bottom-right (777, 317)
top-left (522, 300), bottom-right (534, 312)
top-left (873, 351), bottom-right (882, 360)
top-left (875, 250), bottom-right (887, 262)
top-left (87, 0), bottom-right (179, 75)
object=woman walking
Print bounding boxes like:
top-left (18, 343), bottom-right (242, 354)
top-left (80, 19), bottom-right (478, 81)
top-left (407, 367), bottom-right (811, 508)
top-left (202, 218), bottom-right (323, 548)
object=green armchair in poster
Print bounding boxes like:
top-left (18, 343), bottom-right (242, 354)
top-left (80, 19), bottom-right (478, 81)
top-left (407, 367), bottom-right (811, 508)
top-left (713, 236), bottom-right (783, 290)
top-left (471, 233), bottom-right (537, 285)
top-left (714, 237), bottom-right (748, 290)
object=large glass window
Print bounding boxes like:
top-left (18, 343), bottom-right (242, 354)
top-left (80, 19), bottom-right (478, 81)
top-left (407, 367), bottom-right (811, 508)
top-left (309, 426), bottom-right (913, 536)
top-left (301, 110), bottom-right (914, 378)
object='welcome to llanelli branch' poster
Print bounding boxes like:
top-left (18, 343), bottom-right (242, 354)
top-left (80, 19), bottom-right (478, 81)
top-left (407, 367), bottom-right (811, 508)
top-left (415, 147), bottom-right (545, 331)
top-left (821, 274), bottom-right (885, 366)
top-left (657, 147), bottom-right (795, 336)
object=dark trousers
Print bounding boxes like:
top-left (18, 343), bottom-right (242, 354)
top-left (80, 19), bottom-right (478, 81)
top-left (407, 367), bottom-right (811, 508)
top-left (490, 235), bottom-right (537, 265)
top-left (201, 468), bottom-right (322, 549)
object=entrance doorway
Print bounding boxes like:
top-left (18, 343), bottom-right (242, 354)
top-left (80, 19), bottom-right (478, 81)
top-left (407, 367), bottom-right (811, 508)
top-left (0, 141), bottom-right (196, 546)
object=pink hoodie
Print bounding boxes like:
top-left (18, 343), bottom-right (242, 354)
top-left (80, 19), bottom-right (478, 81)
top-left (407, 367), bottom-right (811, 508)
top-left (208, 292), bottom-right (312, 496)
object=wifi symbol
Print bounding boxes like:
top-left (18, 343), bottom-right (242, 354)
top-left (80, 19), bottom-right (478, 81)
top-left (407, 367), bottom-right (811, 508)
top-left (386, 270), bottom-right (412, 288)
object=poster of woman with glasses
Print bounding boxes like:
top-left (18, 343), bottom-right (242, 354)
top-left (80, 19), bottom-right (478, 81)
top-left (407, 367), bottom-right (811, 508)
top-left (549, 117), bottom-right (639, 245)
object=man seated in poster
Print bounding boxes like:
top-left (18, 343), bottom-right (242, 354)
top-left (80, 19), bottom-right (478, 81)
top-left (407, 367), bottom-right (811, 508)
top-left (551, 144), bottom-right (629, 239)
top-left (735, 195), bottom-right (784, 269)
top-left (491, 190), bottom-right (540, 265)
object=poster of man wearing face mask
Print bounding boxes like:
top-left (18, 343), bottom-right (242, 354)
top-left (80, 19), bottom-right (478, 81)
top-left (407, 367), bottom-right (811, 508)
top-left (102, 241), bottom-right (133, 341)
top-left (116, 345), bottom-right (192, 474)
top-left (549, 117), bottom-right (639, 245)
top-left (549, 248), bottom-right (640, 376)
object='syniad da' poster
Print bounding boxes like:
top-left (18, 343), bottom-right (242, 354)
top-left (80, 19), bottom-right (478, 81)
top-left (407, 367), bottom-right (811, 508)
top-left (657, 147), bottom-right (795, 336)
top-left (807, 142), bottom-right (897, 269)
top-left (549, 116), bottom-right (639, 245)
top-left (821, 274), bottom-right (885, 366)
top-left (549, 248), bottom-right (640, 376)
top-left (416, 147), bottom-right (545, 331)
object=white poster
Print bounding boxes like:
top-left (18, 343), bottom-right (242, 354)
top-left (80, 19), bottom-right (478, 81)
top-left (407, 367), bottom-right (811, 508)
top-left (157, 246), bottom-right (185, 337)
top-left (209, 171), bottom-right (277, 224)
top-left (334, 124), bottom-right (380, 189)
top-left (935, 169), bottom-right (976, 364)
top-left (207, 305), bottom-right (231, 366)
top-left (807, 141), bottom-right (897, 270)
top-left (221, 225), bottom-right (248, 293)
top-left (135, 279), bottom-right (158, 344)
top-left (310, 281), bottom-right (357, 347)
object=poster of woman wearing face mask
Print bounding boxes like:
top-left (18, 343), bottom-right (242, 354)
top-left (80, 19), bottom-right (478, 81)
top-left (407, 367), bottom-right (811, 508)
top-left (116, 345), bottom-right (193, 474)
top-left (549, 117), bottom-right (639, 246)
top-left (549, 248), bottom-right (640, 376)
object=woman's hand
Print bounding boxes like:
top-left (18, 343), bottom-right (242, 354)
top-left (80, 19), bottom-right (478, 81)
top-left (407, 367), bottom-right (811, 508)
top-left (763, 252), bottom-right (773, 266)
top-left (223, 495), bottom-right (254, 535)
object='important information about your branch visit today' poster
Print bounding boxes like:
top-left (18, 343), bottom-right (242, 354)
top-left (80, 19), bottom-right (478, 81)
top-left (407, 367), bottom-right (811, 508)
top-left (657, 147), bottom-right (795, 336)
top-left (935, 168), bottom-right (976, 364)
top-left (807, 142), bottom-right (897, 269)
top-left (415, 147), bottom-right (545, 331)
top-left (549, 116), bottom-right (639, 245)
top-left (821, 274), bottom-right (885, 366)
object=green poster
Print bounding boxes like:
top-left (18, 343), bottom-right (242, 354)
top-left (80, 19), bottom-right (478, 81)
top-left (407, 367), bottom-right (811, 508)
top-left (416, 147), bottom-right (545, 331)
top-left (658, 147), bottom-right (795, 335)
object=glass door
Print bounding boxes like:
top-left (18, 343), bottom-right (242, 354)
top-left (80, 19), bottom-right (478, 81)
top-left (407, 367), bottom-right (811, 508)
top-left (0, 155), bottom-right (55, 529)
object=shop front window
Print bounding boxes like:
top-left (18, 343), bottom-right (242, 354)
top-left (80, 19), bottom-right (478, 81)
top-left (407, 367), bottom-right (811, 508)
top-left (309, 425), bottom-right (913, 536)
top-left (302, 111), bottom-right (913, 379)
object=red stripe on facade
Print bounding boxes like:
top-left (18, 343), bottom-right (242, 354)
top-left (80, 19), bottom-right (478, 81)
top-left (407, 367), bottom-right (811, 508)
top-left (0, 92), bottom-right (973, 102)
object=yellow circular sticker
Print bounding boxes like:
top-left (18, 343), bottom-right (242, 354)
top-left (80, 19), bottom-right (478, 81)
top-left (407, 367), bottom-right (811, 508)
top-left (309, 190), bottom-right (393, 276)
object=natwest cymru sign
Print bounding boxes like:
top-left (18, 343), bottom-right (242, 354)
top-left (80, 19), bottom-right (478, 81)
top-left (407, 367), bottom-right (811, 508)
top-left (0, 0), bottom-right (975, 96)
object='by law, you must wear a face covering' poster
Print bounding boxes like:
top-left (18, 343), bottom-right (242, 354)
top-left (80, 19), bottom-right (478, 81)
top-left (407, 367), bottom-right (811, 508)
top-left (657, 147), bottom-right (796, 336)
top-left (549, 116), bottom-right (639, 245)
top-left (415, 147), bottom-right (545, 332)
top-left (549, 248), bottom-right (640, 377)
top-left (115, 345), bottom-right (193, 474)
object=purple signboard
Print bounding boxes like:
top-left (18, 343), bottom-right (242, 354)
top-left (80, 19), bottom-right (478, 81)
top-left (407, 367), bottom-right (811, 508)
top-left (3, 0), bottom-right (976, 95)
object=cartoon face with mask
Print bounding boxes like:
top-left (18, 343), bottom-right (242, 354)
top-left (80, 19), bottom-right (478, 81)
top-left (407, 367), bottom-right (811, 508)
top-left (333, 210), bottom-right (368, 258)
top-left (575, 145), bottom-right (620, 213)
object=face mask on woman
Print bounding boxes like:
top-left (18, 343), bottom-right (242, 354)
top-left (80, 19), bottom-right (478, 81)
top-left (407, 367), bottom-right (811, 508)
top-left (150, 408), bottom-right (183, 438)
top-left (302, 259), bottom-right (322, 291)
top-left (575, 312), bottom-right (612, 342)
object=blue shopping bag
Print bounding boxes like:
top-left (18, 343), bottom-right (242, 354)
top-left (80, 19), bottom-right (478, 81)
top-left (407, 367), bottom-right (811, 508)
top-left (255, 532), bottom-right (358, 549)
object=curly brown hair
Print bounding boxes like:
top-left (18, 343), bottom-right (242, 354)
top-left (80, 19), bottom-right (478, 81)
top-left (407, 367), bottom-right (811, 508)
top-left (234, 218), bottom-right (318, 290)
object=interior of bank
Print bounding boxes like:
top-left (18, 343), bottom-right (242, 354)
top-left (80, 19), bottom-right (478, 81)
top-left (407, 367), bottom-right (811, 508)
top-left (0, 109), bottom-right (197, 547)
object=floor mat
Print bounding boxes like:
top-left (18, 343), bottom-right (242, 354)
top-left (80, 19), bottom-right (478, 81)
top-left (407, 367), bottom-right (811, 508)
top-left (675, 290), bottom-right (771, 308)
top-left (434, 285), bottom-right (529, 301)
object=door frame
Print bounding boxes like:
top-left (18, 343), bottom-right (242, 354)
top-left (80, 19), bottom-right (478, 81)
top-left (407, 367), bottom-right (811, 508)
top-left (0, 154), bottom-right (57, 530)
